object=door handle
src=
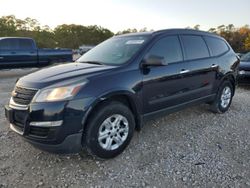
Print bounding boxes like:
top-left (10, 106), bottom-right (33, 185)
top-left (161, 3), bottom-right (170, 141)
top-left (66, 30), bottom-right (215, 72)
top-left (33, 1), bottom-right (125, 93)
top-left (211, 64), bottom-right (218, 68)
top-left (0, 57), bottom-right (3, 59)
top-left (180, 69), bottom-right (190, 74)
top-left (11, 52), bottom-right (16, 54)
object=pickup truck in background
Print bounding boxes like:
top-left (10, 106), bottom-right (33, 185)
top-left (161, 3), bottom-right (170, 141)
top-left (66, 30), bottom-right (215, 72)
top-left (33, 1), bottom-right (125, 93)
top-left (0, 37), bottom-right (73, 69)
top-left (79, 45), bottom-right (95, 55)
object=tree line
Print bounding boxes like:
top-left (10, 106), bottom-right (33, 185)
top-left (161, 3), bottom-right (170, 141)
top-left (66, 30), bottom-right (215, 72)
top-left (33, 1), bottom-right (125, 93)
top-left (202, 24), bottom-right (250, 53)
top-left (0, 15), bottom-right (250, 52)
top-left (117, 24), bottom-right (250, 53)
top-left (0, 15), bottom-right (113, 49)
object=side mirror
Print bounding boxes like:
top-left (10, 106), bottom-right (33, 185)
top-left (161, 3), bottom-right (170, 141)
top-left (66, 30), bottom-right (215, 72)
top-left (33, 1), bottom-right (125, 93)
top-left (142, 55), bottom-right (167, 67)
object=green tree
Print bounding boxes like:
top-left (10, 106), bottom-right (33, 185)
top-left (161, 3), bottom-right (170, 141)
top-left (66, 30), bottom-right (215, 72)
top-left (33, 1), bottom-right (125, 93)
top-left (1, 15), bottom-right (250, 52)
top-left (244, 34), bottom-right (250, 51)
top-left (217, 25), bottom-right (226, 32)
top-left (0, 15), bottom-right (113, 49)
top-left (54, 24), bottom-right (113, 48)
top-left (208, 28), bottom-right (216, 33)
top-left (193, 24), bottom-right (200, 30)
top-left (116, 28), bottom-right (138, 35)
top-left (0, 15), bottom-right (17, 36)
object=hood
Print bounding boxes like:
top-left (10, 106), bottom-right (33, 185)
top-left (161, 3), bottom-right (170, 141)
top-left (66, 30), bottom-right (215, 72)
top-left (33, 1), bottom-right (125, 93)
top-left (239, 61), bottom-right (250, 71)
top-left (17, 62), bottom-right (115, 89)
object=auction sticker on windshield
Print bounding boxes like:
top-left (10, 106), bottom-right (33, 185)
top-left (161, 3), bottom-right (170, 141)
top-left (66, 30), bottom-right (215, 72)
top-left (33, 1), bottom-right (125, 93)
top-left (126, 40), bottom-right (145, 44)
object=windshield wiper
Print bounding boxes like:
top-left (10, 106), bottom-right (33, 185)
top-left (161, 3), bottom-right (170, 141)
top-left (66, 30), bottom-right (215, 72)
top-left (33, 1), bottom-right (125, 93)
top-left (79, 61), bottom-right (104, 65)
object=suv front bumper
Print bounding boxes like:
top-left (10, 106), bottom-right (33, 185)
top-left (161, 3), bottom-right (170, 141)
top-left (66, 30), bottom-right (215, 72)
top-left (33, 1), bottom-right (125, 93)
top-left (4, 97), bottom-right (94, 153)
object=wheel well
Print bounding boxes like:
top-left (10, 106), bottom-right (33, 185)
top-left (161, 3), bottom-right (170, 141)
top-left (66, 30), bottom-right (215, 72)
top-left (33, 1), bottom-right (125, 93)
top-left (84, 94), bottom-right (141, 132)
top-left (221, 74), bottom-right (236, 95)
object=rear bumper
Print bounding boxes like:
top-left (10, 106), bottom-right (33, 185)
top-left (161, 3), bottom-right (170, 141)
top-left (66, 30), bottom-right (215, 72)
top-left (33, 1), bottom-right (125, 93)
top-left (5, 97), bottom-right (94, 154)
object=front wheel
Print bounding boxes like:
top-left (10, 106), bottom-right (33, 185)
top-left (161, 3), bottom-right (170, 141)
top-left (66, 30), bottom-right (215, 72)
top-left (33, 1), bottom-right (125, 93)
top-left (83, 101), bottom-right (135, 159)
top-left (210, 81), bottom-right (234, 113)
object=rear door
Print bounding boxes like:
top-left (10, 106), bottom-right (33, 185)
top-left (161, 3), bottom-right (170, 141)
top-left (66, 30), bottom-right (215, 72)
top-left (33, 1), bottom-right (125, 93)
top-left (178, 35), bottom-right (217, 100)
top-left (203, 36), bottom-right (230, 91)
top-left (17, 39), bottom-right (37, 65)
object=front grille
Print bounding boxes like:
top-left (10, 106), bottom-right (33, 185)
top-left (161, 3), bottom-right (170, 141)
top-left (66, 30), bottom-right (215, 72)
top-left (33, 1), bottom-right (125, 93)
top-left (12, 86), bottom-right (38, 105)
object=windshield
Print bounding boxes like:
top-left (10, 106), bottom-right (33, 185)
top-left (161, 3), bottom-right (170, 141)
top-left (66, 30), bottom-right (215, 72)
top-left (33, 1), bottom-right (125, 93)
top-left (77, 35), bottom-right (150, 65)
top-left (241, 52), bottom-right (250, 62)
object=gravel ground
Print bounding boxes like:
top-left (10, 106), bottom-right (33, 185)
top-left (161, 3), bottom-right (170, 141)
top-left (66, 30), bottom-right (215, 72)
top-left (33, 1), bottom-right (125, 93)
top-left (0, 68), bottom-right (250, 188)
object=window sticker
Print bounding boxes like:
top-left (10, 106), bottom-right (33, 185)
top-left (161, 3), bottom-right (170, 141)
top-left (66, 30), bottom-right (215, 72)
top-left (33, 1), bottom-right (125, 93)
top-left (125, 40), bottom-right (145, 44)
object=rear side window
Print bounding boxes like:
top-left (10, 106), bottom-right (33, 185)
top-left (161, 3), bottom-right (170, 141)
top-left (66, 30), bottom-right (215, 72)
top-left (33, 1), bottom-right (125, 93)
top-left (0, 39), bottom-right (19, 50)
top-left (204, 36), bottom-right (229, 56)
top-left (181, 35), bottom-right (209, 60)
top-left (147, 35), bottom-right (183, 64)
top-left (18, 39), bottom-right (35, 50)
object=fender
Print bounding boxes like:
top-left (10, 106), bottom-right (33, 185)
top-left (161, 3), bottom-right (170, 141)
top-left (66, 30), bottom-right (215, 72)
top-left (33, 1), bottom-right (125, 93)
top-left (81, 89), bottom-right (143, 132)
top-left (216, 72), bottom-right (237, 95)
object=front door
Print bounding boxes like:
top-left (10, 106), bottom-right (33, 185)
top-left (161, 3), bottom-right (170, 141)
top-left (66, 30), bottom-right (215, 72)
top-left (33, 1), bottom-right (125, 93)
top-left (0, 38), bottom-right (20, 66)
top-left (141, 35), bottom-right (188, 114)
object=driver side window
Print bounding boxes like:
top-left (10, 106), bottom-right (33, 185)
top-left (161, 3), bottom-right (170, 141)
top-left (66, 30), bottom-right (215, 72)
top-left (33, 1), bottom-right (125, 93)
top-left (147, 35), bottom-right (183, 64)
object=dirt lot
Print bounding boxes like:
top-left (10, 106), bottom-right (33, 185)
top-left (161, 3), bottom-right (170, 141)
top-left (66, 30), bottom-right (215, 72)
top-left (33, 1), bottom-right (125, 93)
top-left (0, 68), bottom-right (250, 188)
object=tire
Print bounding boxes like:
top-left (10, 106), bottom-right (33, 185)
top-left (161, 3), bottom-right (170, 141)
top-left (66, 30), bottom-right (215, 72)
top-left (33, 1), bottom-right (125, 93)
top-left (83, 101), bottom-right (135, 159)
top-left (210, 80), bottom-right (234, 113)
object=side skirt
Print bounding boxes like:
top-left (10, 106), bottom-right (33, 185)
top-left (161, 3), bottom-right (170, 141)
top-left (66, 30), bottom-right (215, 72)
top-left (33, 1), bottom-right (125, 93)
top-left (141, 94), bottom-right (216, 124)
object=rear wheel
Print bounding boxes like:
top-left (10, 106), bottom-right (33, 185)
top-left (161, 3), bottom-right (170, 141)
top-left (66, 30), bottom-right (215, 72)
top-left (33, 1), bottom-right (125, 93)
top-left (210, 81), bottom-right (233, 113)
top-left (83, 101), bottom-right (135, 159)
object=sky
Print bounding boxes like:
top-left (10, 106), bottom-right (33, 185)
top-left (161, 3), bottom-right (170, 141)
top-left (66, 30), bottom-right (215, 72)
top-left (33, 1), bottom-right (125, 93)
top-left (0, 0), bottom-right (249, 32)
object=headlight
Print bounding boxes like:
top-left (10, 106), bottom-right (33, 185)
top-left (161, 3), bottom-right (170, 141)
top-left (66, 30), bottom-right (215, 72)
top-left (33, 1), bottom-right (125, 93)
top-left (33, 83), bottom-right (85, 102)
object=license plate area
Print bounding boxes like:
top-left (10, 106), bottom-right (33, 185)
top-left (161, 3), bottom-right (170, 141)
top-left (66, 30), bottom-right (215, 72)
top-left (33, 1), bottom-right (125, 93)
top-left (5, 105), bottom-right (14, 123)
top-left (14, 110), bottom-right (28, 125)
top-left (5, 105), bottom-right (28, 135)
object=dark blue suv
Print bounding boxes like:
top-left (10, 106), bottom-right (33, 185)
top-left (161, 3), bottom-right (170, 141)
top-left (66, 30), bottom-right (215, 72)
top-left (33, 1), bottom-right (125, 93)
top-left (5, 29), bottom-right (239, 159)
